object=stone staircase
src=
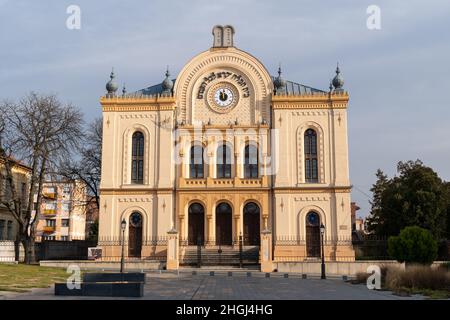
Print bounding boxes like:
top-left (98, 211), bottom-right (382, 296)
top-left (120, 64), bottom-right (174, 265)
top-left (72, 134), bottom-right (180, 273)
top-left (180, 246), bottom-right (260, 266)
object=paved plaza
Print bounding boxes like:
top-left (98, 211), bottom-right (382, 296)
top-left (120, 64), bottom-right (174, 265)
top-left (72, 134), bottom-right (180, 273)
top-left (0, 270), bottom-right (423, 300)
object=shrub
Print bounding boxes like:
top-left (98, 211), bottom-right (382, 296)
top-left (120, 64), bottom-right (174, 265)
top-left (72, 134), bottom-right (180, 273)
top-left (384, 265), bottom-right (450, 292)
top-left (388, 226), bottom-right (438, 264)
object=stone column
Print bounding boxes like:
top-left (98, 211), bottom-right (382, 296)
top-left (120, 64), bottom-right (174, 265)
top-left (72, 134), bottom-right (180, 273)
top-left (207, 215), bottom-right (214, 245)
top-left (260, 229), bottom-right (273, 273)
top-left (179, 151), bottom-right (185, 178)
top-left (166, 229), bottom-right (179, 270)
top-left (235, 152), bottom-right (241, 178)
top-left (234, 215), bottom-right (240, 245)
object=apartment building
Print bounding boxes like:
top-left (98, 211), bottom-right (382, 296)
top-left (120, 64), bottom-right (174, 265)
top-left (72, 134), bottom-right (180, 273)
top-left (36, 180), bottom-right (87, 241)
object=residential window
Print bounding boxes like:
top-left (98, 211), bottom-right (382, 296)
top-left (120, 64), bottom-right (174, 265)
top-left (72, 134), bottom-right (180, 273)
top-left (189, 145), bottom-right (204, 179)
top-left (216, 144), bottom-right (232, 178)
top-left (21, 182), bottom-right (27, 204)
top-left (131, 131), bottom-right (144, 184)
top-left (46, 219), bottom-right (56, 227)
top-left (304, 129), bottom-right (319, 183)
top-left (61, 219), bottom-right (70, 227)
top-left (63, 186), bottom-right (71, 195)
top-left (45, 202), bottom-right (56, 210)
top-left (0, 220), bottom-right (4, 240)
top-left (61, 236), bottom-right (68, 241)
top-left (244, 144), bottom-right (258, 178)
top-left (7, 221), bottom-right (13, 240)
top-left (44, 187), bottom-right (56, 194)
top-left (62, 203), bottom-right (70, 212)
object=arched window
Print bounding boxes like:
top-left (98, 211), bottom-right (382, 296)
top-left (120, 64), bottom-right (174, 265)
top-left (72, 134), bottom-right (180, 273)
top-left (190, 145), bottom-right (204, 179)
top-left (216, 144), bottom-right (232, 178)
top-left (131, 132), bottom-right (144, 184)
top-left (244, 144), bottom-right (258, 178)
top-left (304, 129), bottom-right (318, 183)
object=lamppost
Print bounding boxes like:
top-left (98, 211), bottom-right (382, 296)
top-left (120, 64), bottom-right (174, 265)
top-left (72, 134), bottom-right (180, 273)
top-left (320, 223), bottom-right (326, 279)
top-left (120, 219), bottom-right (126, 273)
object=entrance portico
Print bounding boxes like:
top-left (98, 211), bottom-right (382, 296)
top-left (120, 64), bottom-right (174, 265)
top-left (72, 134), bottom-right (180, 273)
top-left (178, 191), bottom-right (269, 247)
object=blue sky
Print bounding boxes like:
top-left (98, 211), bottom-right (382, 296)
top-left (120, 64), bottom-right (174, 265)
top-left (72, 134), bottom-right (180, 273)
top-left (1, 0), bottom-right (450, 217)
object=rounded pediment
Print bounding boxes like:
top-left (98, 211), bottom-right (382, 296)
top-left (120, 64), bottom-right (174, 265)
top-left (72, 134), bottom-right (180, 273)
top-left (174, 47), bottom-right (273, 126)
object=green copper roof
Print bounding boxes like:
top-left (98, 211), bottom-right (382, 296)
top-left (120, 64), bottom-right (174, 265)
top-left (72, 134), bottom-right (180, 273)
top-left (133, 77), bottom-right (325, 96)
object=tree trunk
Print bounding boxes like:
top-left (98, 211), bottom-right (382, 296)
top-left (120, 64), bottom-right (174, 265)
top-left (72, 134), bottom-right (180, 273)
top-left (22, 236), bottom-right (36, 264)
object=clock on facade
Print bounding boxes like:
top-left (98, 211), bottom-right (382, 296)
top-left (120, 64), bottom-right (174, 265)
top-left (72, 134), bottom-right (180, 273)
top-left (207, 82), bottom-right (239, 113)
top-left (214, 88), bottom-right (234, 107)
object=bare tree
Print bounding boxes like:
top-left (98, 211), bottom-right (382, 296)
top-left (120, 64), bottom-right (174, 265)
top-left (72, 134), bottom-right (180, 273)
top-left (59, 118), bottom-right (102, 239)
top-left (0, 92), bottom-right (84, 263)
top-left (60, 118), bottom-right (102, 210)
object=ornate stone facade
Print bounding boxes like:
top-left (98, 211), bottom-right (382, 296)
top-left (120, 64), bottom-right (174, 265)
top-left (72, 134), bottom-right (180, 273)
top-left (98, 26), bottom-right (355, 263)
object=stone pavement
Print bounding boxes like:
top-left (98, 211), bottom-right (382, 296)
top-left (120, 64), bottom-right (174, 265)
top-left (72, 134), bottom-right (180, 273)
top-left (0, 271), bottom-right (424, 300)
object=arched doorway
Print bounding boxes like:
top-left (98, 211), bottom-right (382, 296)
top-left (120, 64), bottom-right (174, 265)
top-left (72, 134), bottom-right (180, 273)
top-left (188, 203), bottom-right (204, 245)
top-left (215, 202), bottom-right (232, 245)
top-left (305, 211), bottom-right (321, 257)
top-left (128, 212), bottom-right (143, 258)
top-left (243, 202), bottom-right (260, 245)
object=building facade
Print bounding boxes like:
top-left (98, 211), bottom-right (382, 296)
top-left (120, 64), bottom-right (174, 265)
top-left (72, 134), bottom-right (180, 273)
top-left (36, 180), bottom-right (87, 241)
top-left (0, 158), bottom-right (31, 240)
top-left (99, 25), bottom-right (354, 263)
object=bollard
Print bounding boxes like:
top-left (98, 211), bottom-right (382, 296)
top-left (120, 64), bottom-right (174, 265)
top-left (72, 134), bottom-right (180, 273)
top-left (284, 273), bottom-right (289, 278)
top-left (302, 274), bottom-right (307, 279)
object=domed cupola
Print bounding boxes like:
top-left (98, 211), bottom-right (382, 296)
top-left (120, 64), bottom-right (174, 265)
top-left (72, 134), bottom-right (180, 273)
top-left (106, 68), bottom-right (118, 97)
top-left (332, 63), bottom-right (344, 92)
top-left (161, 67), bottom-right (173, 95)
top-left (273, 65), bottom-right (287, 95)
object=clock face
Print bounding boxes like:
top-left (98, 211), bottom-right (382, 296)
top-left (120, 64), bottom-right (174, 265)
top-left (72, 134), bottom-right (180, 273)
top-left (214, 88), bottom-right (234, 107)
top-left (206, 82), bottom-right (239, 113)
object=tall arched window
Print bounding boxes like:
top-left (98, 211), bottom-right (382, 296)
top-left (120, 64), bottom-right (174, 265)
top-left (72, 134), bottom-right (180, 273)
top-left (131, 132), bottom-right (144, 184)
top-left (216, 144), bottom-right (232, 178)
top-left (304, 129), bottom-right (318, 183)
top-left (244, 144), bottom-right (258, 178)
top-left (190, 145), bottom-right (204, 178)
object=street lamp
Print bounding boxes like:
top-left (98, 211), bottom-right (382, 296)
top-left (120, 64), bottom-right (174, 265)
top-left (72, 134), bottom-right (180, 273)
top-left (120, 219), bottom-right (126, 273)
top-left (320, 223), bottom-right (326, 279)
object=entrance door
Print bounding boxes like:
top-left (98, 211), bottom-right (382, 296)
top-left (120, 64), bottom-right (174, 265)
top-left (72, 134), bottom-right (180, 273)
top-left (128, 212), bottom-right (143, 258)
top-left (215, 202), bottom-right (232, 245)
top-left (243, 202), bottom-right (260, 245)
top-left (306, 211), bottom-right (321, 257)
top-left (188, 203), bottom-right (205, 245)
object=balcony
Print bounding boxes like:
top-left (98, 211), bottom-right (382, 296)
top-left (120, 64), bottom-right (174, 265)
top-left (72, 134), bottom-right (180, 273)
top-left (43, 226), bottom-right (56, 233)
top-left (43, 209), bottom-right (56, 216)
top-left (43, 192), bottom-right (56, 199)
top-left (179, 176), bottom-right (268, 189)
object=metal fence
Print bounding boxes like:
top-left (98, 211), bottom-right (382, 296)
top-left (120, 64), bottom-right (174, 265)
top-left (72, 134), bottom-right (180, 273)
top-left (179, 236), bottom-right (260, 267)
top-left (2, 235), bottom-right (448, 263)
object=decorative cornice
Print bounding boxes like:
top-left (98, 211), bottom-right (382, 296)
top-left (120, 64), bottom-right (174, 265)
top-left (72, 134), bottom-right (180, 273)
top-left (101, 96), bottom-right (176, 112)
top-left (273, 186), bottom-right (352, 193)
top-left (100, 188), bottom-right (173, 195)
top-left (271, 92), bottom-right (349, 110)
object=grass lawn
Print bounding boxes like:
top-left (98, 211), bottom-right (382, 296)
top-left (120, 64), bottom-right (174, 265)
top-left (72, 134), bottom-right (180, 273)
top-left (0, 263), bottom-right (71, 293)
